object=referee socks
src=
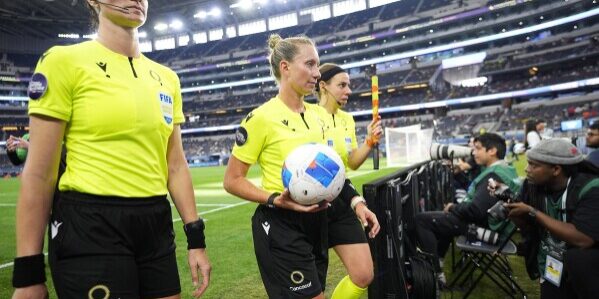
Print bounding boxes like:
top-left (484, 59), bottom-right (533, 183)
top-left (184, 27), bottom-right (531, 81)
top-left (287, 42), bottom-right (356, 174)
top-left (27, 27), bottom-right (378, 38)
top-left (331, 275), bottom-right (367, 299)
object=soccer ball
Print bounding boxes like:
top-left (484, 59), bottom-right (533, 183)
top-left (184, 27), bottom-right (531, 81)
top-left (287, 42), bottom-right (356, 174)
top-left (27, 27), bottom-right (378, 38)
top-left (513, 142), bottom-right (526, 154)
top-left (282, 143), bottom-right (346, 205)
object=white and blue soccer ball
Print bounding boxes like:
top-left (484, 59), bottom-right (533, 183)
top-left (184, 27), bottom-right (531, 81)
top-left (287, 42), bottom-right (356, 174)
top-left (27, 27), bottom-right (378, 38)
top-left (282, 143), bottom-right (346, 205)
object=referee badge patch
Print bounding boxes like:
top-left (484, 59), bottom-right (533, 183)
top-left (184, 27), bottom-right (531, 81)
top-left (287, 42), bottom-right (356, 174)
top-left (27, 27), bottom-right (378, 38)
top-left (236, 127), bottom-right (248, 146)
top-left (28, 73), bottom-right (48, 100)
top-left (158, 92), bottom-right (173, 124)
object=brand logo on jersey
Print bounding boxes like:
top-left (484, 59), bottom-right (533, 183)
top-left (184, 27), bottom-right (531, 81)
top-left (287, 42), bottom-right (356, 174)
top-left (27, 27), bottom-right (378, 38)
top-left (290, 271), bottom-right (305, 284)
top-left (327, 139), bottom-right (334, 147)
top-left (96, 62), bottom-right (110, 78)
top-left (39, 51), bottom-right (50, 64)
top-left (27, 73), bottom-right (48, 100)
top-left (149, 70), bottom-right (163, 86)
top-left (245, 112), bottom-right (254, 123)
top-left (235, 127), bottom-right (248, 146)
top-left (281, 119), bottom-right (289, 126)
top-left (158, 92), bottom-right (173, 124)
top-left (262, 221), bottom-right (270, 235)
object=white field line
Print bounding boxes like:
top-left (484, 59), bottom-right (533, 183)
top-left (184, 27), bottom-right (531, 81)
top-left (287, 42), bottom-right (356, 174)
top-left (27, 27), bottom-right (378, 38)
top-left (0, 166), bottom-right (393, 268)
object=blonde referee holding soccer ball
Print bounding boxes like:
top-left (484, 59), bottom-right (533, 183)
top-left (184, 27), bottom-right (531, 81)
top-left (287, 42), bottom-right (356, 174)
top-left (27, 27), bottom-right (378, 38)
top-left (224, 34), bottom-right (379, 298)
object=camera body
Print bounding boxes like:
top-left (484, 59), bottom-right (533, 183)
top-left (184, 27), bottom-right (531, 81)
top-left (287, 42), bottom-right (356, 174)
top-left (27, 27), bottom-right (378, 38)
top-left (487, 179), bottom-right (517, 221)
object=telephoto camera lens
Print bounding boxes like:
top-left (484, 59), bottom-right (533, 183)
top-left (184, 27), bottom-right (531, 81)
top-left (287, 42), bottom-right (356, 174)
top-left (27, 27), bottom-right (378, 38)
top-left (467, 224), bottom-right (499, 244)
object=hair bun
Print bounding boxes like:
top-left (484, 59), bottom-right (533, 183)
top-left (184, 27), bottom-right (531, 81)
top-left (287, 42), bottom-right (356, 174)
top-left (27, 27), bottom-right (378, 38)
top-left (268, 34), bottom-right (282, 50)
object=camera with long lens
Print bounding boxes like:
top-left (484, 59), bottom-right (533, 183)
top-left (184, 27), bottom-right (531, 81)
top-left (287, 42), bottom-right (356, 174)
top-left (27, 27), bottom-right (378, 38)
top-left (466, 224), bottom-right (499, 245)
top-left (430, 143), bottom-right (473, 160)
top-left (487, 180), bottom-right (517, 221)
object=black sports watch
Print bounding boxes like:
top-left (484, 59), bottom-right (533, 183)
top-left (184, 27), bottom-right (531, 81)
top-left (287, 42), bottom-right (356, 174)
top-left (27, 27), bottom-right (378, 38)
top-left (266, 192), bottom-right (280, 209)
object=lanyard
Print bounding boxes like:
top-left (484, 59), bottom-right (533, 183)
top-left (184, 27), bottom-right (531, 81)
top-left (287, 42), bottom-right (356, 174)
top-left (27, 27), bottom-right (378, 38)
top-left (545, 178), bottom-right (571, 222)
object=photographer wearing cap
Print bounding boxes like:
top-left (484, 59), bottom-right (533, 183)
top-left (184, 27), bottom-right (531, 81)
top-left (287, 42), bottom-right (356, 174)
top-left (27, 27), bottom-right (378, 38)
top-left (415, 133), bottom-right (520, 284)
top-left (503, 139), bottom-right (599, 299)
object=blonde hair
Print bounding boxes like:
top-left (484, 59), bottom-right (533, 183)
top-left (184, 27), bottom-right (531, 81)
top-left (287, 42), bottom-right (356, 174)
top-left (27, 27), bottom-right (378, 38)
top-left (267, 34), bottom-right (316, 82)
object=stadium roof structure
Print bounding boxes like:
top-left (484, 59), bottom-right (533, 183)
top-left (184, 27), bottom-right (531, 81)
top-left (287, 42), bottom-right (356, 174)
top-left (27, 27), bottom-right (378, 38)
top-left (0, 0), bottom-right (332, 39)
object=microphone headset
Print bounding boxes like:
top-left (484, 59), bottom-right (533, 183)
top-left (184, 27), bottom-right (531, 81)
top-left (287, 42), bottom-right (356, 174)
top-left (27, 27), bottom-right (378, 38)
top-left (92, 0), bottom-right (130, 14)
top-left (320, 86), bottom-right (345, 108)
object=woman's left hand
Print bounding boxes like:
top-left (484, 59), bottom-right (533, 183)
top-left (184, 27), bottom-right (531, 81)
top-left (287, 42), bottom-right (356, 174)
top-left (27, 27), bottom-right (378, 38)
top-left (188, 248), bottom-right (211, 298)
top-left (354, 203), bottom-right (380, 238)
top-left (366, 116), bottom-right (383, 145)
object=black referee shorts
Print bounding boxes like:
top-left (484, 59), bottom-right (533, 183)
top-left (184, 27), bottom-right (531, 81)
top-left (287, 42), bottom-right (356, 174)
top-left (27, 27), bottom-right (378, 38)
top-left (48, 191), bottom-right (181, 299)
top-left (327, 196), bottom-right (367, 248)
top-left (252, 205), bottom-right (328, 298)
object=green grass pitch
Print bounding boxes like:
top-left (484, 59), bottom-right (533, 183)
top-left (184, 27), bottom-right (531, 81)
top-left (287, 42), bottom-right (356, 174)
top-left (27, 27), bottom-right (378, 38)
top-left (0, 157), bottom-right (538, 298)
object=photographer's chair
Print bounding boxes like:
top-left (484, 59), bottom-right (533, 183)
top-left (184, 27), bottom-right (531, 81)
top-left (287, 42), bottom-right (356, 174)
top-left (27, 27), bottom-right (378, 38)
top-left (448, 222), bottom-right (527, 299)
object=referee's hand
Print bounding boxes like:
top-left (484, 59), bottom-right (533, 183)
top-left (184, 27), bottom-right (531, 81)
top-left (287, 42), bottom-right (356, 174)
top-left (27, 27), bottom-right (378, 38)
top-left (274, 190), bottom-right (328, 213)
top-left (189, 248), bottom-right (211, 298)
top-left (12, 284), bottom-right (49, 299)
top-left (354, 203), bottom-right (380, 238)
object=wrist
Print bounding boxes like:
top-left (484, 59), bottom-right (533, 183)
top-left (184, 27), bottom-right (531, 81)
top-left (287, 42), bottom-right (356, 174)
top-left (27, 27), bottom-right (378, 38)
top-left (12, 254), bottom-right (46, 288)
top-left (266, 192), bottom-right (280, 209)
top-left (365, 138), bottom-right (374, 148)
top-left (350, 196), bottom-right (367, 211)
top-left (528, 207), bottom-right (537, 219)
top-left (184, 219), bottom-right (206, 249)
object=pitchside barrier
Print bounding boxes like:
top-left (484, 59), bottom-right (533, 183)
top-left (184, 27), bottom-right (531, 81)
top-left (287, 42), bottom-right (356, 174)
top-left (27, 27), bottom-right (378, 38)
top-left (363, 160), bottom-right (455, 299)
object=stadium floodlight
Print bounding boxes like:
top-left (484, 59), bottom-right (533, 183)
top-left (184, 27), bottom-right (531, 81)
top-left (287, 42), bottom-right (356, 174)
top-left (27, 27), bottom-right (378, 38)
top-left (154, 22), bottom-right (168, 31)
top-left (170, 20), bottom-right (184, 30)
top-left (210, 7), bottom-right (222, 17)
top-left (230, 0), bottom-right (253, 9)
top-left (194, 10), bottom-right (208, 19)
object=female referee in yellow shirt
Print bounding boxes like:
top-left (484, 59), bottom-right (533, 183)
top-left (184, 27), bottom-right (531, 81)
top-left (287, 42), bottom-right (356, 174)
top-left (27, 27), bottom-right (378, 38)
top-left (12, 1), bottom-right (210, 298)
top-left (317, 63), bottom-right (383, 299)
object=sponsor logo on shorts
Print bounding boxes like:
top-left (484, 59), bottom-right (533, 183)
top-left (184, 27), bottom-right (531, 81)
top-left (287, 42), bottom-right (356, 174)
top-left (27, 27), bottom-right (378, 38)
top-left (289, 271), bottom-right (312, 291)
top-left (88, 284), bottom-right (110, 299)
top-left (262, 221), bottom-right (270, 235)
top-left (51, 221), bottom-right (62, 239)
top-left (289, 281), bottom-right (312, 292)
top-left (290, 270), bottom-right (304, 284)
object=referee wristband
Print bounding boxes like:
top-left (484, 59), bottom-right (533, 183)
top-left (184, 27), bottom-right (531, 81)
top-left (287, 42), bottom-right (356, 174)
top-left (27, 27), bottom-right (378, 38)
top-left (266, 192), bottom-right (280, 209)
top-left (184, 219), bottom-right (206, 249)
top-left (350, 196), bottom-right (367, 211)
top-left (12, 254), bottom-right (46, 288)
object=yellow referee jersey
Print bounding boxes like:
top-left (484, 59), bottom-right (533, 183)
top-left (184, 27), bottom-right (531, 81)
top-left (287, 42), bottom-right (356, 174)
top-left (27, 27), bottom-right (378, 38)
top-left (322, 109), bottom-right (358, 171)
top-left (27, 40), bottom-right (185, 197)
top-left (232, 96), bottom-right (327, 193)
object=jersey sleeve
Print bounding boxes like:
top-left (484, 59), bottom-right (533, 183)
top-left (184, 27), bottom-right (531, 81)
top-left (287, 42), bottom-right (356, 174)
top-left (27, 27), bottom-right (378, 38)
top-left (231, 110), bottom-right (267, 165)
top-left (171, 71), bottom-right (185, 125)
top-left (28, 47), bottom-right (74, 122)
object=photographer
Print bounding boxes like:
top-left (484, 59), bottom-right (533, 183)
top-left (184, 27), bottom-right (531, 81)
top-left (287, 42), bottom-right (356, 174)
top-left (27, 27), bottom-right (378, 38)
top-left (501, 139), bottom-right (599, 299)
top-left (415, 133), bottom-right (520, 284)
top-left (453, 137), bottom-right (481, 191)
top-left (6, 134), bottom-right (29, 166)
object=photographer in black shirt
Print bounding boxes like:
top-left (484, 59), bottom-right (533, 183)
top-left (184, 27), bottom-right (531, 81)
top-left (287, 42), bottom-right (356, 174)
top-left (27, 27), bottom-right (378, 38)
top-left (499, 139), bottom-right (599, 299)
